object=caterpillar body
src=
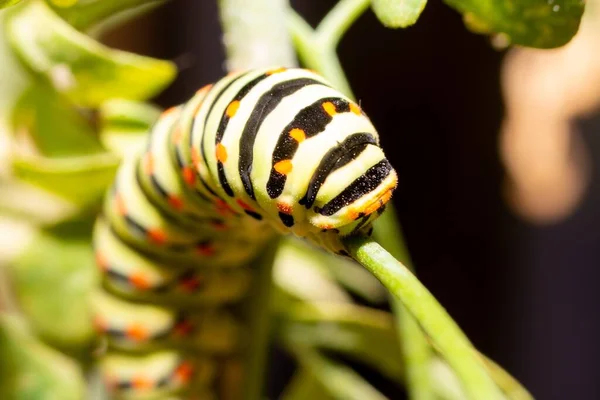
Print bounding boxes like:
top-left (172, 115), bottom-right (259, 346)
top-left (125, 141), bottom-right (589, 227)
top-left (92, 67), bottom-right (398, 399)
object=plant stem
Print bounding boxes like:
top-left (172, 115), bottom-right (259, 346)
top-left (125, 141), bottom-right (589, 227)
top-left (344, 235), bottom-right (504, 400)
top-left (218, 0), bottom-right (297, 71)
top-left (243, 238), bottom-right (281, 400)
top-left (373, 206), bottom-right (434, 400)
top-left (287, 9), bottom-right (354, 97)
top-left (217, 2), bottom-right (297, 399)
top-left (316, 0), bottom-right (371, 50)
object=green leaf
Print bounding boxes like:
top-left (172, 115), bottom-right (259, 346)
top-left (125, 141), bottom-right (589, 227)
top-left (12, 152), bottom-right (119, 207)
top-left (6, 0), bottom-right (177, 107)
top-left (276, 302), bottom-right (404, 381)
top-left (99, 99), bottom-right (160, 158)
top-left (288, 346), bottom-right (387, 400)
top-left (50, 0), bottom-right (168, 34)
top-left (0, 0), bottom-right (21, 8)
top-left (443, 0), bottom-right (585, 48)
top-left (12, 84), bottom-right (103, 157)
top-left (0, 314), bottom-right (86, 400)
top-left (9, 218), bottom-right (98, 350)
top-left (282, 369), bottom-right (336, 400)
top-left (279, 238), bottom-right (386, 303)
top-left (274, 239), bottom-right (352, 303)
top-left (371, 0), bottom-right (428, 28)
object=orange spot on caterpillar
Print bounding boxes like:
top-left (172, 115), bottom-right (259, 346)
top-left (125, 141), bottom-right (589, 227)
top-left (214, 199), bottom-right (235, 216)
top-left (364, 188), bottom-right (394, 216)
top-left (191, 148), bottom-right (201, 168)
top-left (126, 324), bottom-right (148, 341)
top-left (173, 320), bottom-right (194, 336)
top-left (95, 252), bottom-right (108, 271)
top-left (322, 101), bottom-right (337, 117)
top-left (182, 167), bottom-right (195, 185)
top-left (93, 316), bottom-right (107, 332)
top-left (216, 143), bottom-right (228, 163)
top-left (211, 220), bottom-right (227, 230)
top-left (347, 209), bottom-right (360, 220)
top-left (225, 100), bottom-right (240, 118)
top-left (274, 160), bottom-right (293, 175)
top-left (350, 103), bottom-right (361, 115)
top-left (161, 107), bottom-right (177, 118)
top-left (171, 126), bottom-right (182, 144)
top-left (147, 229), bottom-right (166, 244)
top-left (195, 243), bottom-right (215, 257)
top-left (131, 375), bottom-right (153, 390)
top-left (114, 194), bottom-right (127, 216)
top-left (180, 276), bottom-right (203, 292)
top-left (129, 273), bottom-right (150, 289)
top-left (143, 152), bottom-right (154, 175)
top-left (174, 362), bottom-right (194, 383)
top-left (277, 202), bottom-right (293, 214)
top-left (103, 375), bottom-right (117, 392)
top-left (289, 128), bottom-right (306, 143)
top-left (168, 195), bottom-right (184, 210)
top-left (196, 84), bottom-right (212, 95)
top-left (236, 199), bottom-right (255, 211)
top-left (266, 67), bottom-right (287, 75)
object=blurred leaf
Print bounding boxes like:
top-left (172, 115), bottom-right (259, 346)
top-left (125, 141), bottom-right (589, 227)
top-left (276, 302), bottom-right (404, 381)
top-left (0, 0), bottom-right (21, 8)
top-left (0, 314), bottom-right (86, 400)
top-left (288, 345), bottom-right (387, 400)
top-left (99, 98), bottom-right (160, 158)
top-left (443, 0), bottom-right (585, 48)
top-left (371, 0), bottom-right (428, 28)
top-left (12, 152), bottom-right (119, 207)
top-left (6, 0), bottom-right (176, 107)
top-left (282, 369), bottom-right (336, 400)
top-left (279, 238), bottom-right (386, 303)
top-left (12, 84), bottom-right (103, 157)
top-left (51, 0), bottom-right (167, 34)
top-left (9, 218), bottom-right (98, 350)
top-left (274, 240), bottom-right (352, 303)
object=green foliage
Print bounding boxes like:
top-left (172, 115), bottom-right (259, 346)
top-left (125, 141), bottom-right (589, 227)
top-left (51, 0), bottom-right (168, 33)
top-left (0, 0), bottom-right (20, 9)
top-left (289, 346), bottom-right (387, 400)
top-left (444, 0), bottom-right (585, 48)
top-left (9, 218), bottom-right (99, 350)
top-left (6, 0), bottom-right (176, 107)
top-left (12, 152), bottom-right (119, 207)
top-left (277, 302), bottom-right (404, 381)
top-left (12, 84), bottom-right (102, 157)
top-left (369, 0), bottom-right (585, 48)
top-left (371, 0), bottom-right (428, 28)
top-left (99, 99), bottom-right (162, 159)
top-left (0, 315), bottom-right (86, 400)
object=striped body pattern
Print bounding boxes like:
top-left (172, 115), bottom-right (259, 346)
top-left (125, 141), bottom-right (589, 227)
top-left (93, 67), bottom-right (398, 399)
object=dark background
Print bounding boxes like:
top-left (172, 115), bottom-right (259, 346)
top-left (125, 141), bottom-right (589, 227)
top-left (106, 1), bottom-right (600, 398)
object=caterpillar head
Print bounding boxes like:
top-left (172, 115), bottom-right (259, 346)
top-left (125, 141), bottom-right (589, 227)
top-left (306, 145), bottom-right (398, 236)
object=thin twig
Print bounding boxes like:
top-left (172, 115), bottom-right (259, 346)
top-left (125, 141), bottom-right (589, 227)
top-left (316, 0), bottom-right (371, 50)
top-left (344, 235), bottom-right (504, 400)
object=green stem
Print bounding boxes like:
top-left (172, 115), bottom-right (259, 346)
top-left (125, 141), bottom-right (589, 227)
top-left (287, 9), bottom-right (354, 97)
top-left (373, 206), bottom-right (433, 400)
top-left (243, 238), bottom-right (280, 400)
top-left (218, 0), bottom-right (297, 71)
top-left (316, 0), bottom-right (371, 50)
top-left (344, 235), bottom-right (504, 400)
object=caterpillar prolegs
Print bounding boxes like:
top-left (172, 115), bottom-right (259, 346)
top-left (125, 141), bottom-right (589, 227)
top-left (92, 67), bottom-right (398, 399)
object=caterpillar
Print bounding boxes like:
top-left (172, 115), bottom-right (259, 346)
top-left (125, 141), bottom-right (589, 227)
top-left (92, 67), bottom-right (398, 399)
